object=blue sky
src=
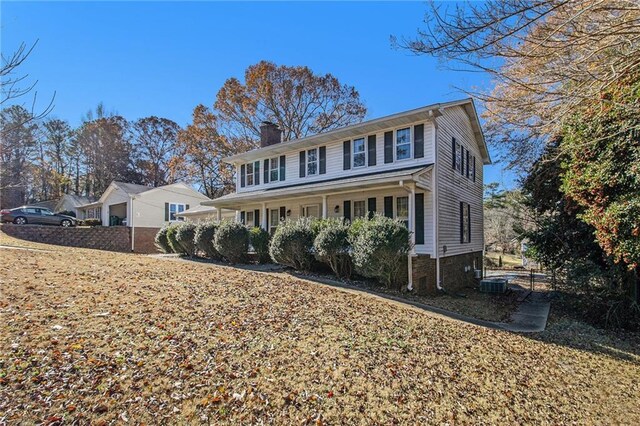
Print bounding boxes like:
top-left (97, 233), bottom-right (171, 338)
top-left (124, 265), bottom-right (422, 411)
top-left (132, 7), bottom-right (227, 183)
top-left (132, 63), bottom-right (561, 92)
top-left (2, 1), bottom-right (516, 188)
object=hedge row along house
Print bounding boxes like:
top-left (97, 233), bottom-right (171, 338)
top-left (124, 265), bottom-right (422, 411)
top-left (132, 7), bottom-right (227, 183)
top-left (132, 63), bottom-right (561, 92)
top-left (204, 98), bottom-right (490, 293)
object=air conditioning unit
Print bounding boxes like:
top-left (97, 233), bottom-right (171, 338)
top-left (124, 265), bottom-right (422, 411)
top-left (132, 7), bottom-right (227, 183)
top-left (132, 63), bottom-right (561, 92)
top-left (479, 278), bottom-right (507, 294)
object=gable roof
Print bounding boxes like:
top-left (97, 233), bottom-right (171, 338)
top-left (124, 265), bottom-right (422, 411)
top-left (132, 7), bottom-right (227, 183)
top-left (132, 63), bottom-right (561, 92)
top-left (113, 181), bottom-right (152, 195)
top-left (222, 98), bottom-right (490, 165)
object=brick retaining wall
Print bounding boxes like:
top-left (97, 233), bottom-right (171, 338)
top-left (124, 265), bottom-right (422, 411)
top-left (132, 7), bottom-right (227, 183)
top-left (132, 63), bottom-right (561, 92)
top-left (133, 227), bottom-right (161, 254)
top-left (1, 224), bottom-right (131, 252)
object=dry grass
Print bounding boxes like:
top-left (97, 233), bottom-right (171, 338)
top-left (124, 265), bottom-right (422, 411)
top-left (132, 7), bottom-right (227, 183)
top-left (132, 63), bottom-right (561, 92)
top-left (1, 234), bottom-right (639, 424)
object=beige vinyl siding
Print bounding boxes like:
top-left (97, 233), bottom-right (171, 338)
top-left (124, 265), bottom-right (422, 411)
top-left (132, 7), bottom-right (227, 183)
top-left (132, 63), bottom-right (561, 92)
top-left (132, 184), bottom-right (210, 228)
top-left (435, 106), bottom-right (484, 258)
top-left (235, 121), bottom-right (435, 194)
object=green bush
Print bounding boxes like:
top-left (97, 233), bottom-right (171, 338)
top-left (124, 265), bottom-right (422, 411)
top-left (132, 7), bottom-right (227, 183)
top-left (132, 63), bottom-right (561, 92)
top-left (269, 217), bottom-right (316, 271)
top-left (154, 225), bottom-right (173, 253)
top-left (350, 214), bottom-right (411, 289)
top-left (82, 218), bottom-right (102, 227)
top-left (249, 226), bottom-right (271, 263)
top-left (194, 221), bottom-right (221, 259)
top-left (314, 218), bottom-right (352, 279)
top-left (214, 220), bottom-right (249, 263)
top-left (166, 223), bottom-right (181, 254)
top-left (175, 222), bottom-right (197, 256)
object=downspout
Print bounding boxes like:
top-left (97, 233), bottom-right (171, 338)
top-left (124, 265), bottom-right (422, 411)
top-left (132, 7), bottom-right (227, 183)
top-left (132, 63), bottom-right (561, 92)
top-left (130, 195), bottom-right (135, 252)
top-left (431, 112), bottom-right (443, 290)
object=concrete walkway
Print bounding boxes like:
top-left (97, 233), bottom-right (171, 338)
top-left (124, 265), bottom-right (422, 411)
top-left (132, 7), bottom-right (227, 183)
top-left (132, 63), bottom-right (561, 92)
top-left (150, 254), bottom-right (551, 333)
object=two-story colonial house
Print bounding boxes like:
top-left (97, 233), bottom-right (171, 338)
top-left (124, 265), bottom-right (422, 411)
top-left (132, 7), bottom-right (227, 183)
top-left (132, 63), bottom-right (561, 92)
top-left (204, 98), bottom-right (490, 294)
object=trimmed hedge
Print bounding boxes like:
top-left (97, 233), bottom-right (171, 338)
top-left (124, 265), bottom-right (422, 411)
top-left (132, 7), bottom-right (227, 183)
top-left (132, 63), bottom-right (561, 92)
top-left (249, 226), bottom-right (271, 263)
top-left (82, 218), bottom-right (102, 227)
top-left (269, 217), bottom-right (316, 271)
top-left (350, 214), bottom-right (411, 289)
top-left (175, 222), bottom-right (197, 256)
top-left (314, 218), bottom-right (352, 279)
top-left (155, 225), bottom-right (172, 253)
top-left (214, 220), bottom-right (249, 263)
top-left (194, 221), bottom-right (221, 259)
top-left (166, 223), bottom-right (181, 254)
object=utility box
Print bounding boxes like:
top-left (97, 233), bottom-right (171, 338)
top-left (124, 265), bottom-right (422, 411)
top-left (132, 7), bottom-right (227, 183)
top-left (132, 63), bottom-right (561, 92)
top-left (479, 278), bottom-right (508, 294)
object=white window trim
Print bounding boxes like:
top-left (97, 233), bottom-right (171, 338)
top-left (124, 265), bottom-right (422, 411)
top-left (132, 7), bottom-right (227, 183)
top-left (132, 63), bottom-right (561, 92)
top-left (269, 209), bottom-right (280, 233)
top-left (307, 148), bottom-right (318, 176)
top-left (246, 162), bottom-right (255, 186)
top-left (352, 137), bottom-right (367, 168)
top-left (301, 204), bottom-right (321, 218)
top-left (395, 196), bottom-right (409, 223)
top-left (352, 199), bottom-right (367, 219)
top-left (395, 127), bottom-right (412, 162)
top-left (169, 203), bottom-right (186, 222)
top-left (270, 157), bottom-right (279, 182)
top-left (246, 210), bottom-right (255, 226)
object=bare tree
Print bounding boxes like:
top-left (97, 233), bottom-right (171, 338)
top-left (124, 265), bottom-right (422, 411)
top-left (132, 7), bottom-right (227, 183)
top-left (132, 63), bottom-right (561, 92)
top-left (130, 116), bottom-right (181, 187)
top-left (396, 0), bottom-right (640, 168)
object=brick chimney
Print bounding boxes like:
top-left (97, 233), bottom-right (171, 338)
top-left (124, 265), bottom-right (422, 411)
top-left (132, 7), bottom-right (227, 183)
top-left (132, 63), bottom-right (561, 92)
top-left (260, 121), bottom-right (282, 147)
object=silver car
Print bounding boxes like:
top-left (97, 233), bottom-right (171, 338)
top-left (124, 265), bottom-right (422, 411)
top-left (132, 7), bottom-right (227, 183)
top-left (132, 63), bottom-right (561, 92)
top-left (0, 206), bottom-right (76, 227)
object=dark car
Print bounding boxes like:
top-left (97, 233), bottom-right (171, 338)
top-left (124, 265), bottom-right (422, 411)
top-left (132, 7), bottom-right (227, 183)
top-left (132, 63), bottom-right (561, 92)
top-left (0, 206), bottom-right (76, 227)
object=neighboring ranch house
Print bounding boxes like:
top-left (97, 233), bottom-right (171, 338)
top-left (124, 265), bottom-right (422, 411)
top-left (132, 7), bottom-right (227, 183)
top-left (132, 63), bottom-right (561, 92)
top-left (205, 98), bottom-right (490, 294)
top-left (54, 194), bottom-right (96, 217)
top-left (78, 181), bottom-right (210, 252)
top-left (176, 204), bottom-right (235, 222)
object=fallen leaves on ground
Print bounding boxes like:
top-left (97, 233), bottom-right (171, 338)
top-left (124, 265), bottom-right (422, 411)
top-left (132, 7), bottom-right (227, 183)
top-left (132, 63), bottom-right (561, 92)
top-left (1, 233), bottom-right (639, 424)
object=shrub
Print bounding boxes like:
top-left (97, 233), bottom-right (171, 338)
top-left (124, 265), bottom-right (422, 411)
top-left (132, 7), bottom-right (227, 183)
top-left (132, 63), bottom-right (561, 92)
top-left (350, 214), bottom-right (411, 289)
top-left (249, 226), bottom-right (271, 263)
top-left (82, 218), bottom-right (102, 227)
top-left (175, 222), bottom-right (197, 256)
top-left (194, 221), bottom-right (221, 259)
top-left (269, 217), bottom-right (316, 271)
top-left (58, 210), bottom-right (76, 218)
top-left (214, 220), bottom-right (249, 263)
top-left (154, 225), bottom-right (172, 253)
top-left (314, 218), bottom-right (352, 279)
top-left (166, 223), bottom-right (182, 254)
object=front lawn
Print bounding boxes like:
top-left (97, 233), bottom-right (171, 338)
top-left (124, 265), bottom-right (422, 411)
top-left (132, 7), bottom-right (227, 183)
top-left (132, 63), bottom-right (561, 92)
top-left (1, 234), bottom-right (639, 424)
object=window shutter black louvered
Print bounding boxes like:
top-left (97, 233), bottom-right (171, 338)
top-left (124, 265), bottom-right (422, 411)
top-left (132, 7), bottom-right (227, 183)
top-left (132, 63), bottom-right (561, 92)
top-left (299, 151), bottom-right (306, 178)
top-left (467, 204), bottom-right (471, 243)
top-left (255, 161), bottom-right (260, 185)
top-left (414, 124), bottom-right (424, 159)
top-left (164, 203), bottom-right (169, 221)
top-left (319, 146), bottom-right (326, 174)
top-left (460, 147), bottom-right (465, 176)
top-left (240, 164), bottom-right (246, 187)
top-left (384, 131), bottom-right (393, 163)
top-left (343, 141), bottom-right (351, 170)
top-left (254, 209), bottom-right (260, 228)
top-left (472, 157), bottom-right (476, 182)
top-left (264, 159), bottom-right (269, 184)
top-left (279, 155), bottom-right (286, 181)
top-left (367, 197), bottom-right (376, 219)
top-left (266, 208), bottom-right (269, 228)
top-left (415, 193), bottom-right (424, 245)
top-left (186, 204), bottom-right (189, 211)
top-left (452, 138), bottom-right (456, 169)
top-left (343, 200), bottom-right (351, 223)
top-left (279, 206), bottom-right (286, 221)
top-left (367, 135), bottom-right (376, 166)
top-left (383, 196), bottom-right (393, 218)
top-left (466, 150), bottom-right (470, 178)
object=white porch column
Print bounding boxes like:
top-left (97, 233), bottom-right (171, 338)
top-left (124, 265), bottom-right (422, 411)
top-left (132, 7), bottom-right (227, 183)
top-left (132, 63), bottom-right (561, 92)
top-left (235, 210), bottom-right (240, 222)
top-left (216, 208), bottom-right (222, 222)
top-left (322, 195), bottom-right (328, 219)
top-left (261, 203), bottom-right (267, 230)
top-left (409, 184), bottom-right (416, 250)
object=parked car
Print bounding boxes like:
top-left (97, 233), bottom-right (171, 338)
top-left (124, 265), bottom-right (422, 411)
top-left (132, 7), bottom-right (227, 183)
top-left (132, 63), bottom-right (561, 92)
top-left (0, 206), bottom-right (77, 227)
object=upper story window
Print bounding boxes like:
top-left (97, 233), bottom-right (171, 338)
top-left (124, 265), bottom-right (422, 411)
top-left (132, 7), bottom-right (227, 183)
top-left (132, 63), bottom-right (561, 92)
top-left (455, 140), bottom-right (462, 173)
top-left (307, 148), bottom-right (318, 175)
top-left (396, 128), bottom-right (411, 160)
top-left (246, 162), bottom-right (255, 186)
top-left (270, 157), bottom-right (279, 182)
top-left (451, 137), bottom-right (476, 182)
top-left (353, 138), bottom-right (366, 168)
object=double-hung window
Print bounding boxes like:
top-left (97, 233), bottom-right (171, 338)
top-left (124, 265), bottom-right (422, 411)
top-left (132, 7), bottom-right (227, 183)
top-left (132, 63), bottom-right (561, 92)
top-left (170, 203), bottom-right (185, 221)
top-left (353, 200), bottom-right (366, 219)
top-left (307, 148), bottom-right (318, 175)
top-left (353, 138), bottom-right (366, 168)
top-left (396, 196), bottom-right (409, 228)
top-left (246, 163), bottom-right (254, 186)
top-left (270, 157), bottom-right (279, 182)
top-left (269, 209), bottom-right (280, 233)
top-left (396, 128), bottom-right (411, 160)
top-left (455, 141), bottom-right (462, 173)
top-left (245, 211), bottom-right (254, 226)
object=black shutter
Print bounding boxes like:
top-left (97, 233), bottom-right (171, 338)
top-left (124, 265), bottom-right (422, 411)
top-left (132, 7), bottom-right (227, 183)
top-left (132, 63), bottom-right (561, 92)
top-left (279, 206), bottom-right (286, 221)
top-left (343, 141), bottom-right (351, 170)
top-left (466, 150), bottom-right (470, 178)
top-left (467, 204), bottom-right (471, 243)
top-left (254, 209), bottom-right (260, 228)
top-left (367, 197), bottom-right (376, 219)
top-left (266, 208), bottom-right (269, 228)
top-left (280, 155), bottom-right (286, 181)
top-left (472, 156), bottom-right (476, 182)
top-left (367, 135), bottom-right (377, 166)
top-left (384, 131), bottom-right (393, 163)
top-left (414, 124), bottom-right (424, 159)
top-left (415, 193), bottom-right (424, 245)
top-left (343, 200), bottom-right (351, 223)
top-left (240, 164), bottom-right (246, 187)
top-left (186, 204), bottom-right (190, 211)
top-left (459, 202), bottom-right (464, 243)
top-left (164, 202), bottom-right (169, 221)
top-left (299, 151), bottom-right (306, 178)
top-left (264, 159), bottom-right (269, 184)
top-left (319, 146), bottom-right (326, 174)
top-left (383, 196), bottom-right (393, 218)
top-left (255, 161), bottom-right (260, 185)
top-left (240, 211), bottom-right (245, 225)
top-left (452, 138), bottom-right (457, 169)
top-left (460, 147), bottom-right (465, 176)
